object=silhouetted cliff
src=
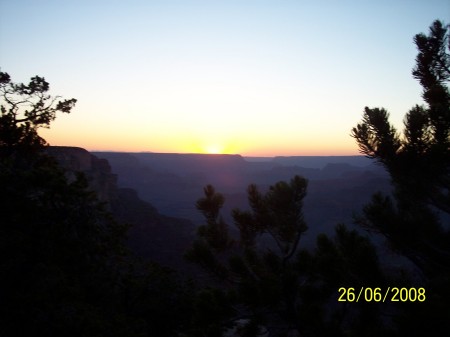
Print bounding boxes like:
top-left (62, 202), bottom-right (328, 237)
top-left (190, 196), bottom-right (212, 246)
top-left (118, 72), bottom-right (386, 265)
top-left (47, 146), bottom-right (117, 203)
top-left (47, 147), bottom-right (196, 269)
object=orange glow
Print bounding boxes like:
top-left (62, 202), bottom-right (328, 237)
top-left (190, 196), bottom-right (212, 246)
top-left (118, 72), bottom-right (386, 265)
top-left (41, 128), bottom-right (360, 156)
top-left (39, 112), bottom-right (361, 156)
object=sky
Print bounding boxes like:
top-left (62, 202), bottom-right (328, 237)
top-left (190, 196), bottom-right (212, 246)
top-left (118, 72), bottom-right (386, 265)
top-left (1, 0), bottom-right (449, 156)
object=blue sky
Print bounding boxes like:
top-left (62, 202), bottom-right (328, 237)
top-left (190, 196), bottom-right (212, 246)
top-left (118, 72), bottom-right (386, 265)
top-left (1, 0), bottom-right (449, 155)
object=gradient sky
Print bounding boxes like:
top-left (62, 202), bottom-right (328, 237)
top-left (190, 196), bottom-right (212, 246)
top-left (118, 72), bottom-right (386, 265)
top-left (1, 0), bottom-right (449, 156)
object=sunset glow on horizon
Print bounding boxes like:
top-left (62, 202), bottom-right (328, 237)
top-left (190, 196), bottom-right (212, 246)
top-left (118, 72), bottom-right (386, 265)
top-left (2, 0), bottom-right (449, 157)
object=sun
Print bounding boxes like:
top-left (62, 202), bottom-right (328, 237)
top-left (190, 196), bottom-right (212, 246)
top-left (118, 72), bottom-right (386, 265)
top-left (205, 144), bottom-right (223, 154)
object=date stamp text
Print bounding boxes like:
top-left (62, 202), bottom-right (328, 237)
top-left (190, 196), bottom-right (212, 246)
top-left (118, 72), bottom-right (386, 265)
top-left (338, 287), bottom-right (426, 302)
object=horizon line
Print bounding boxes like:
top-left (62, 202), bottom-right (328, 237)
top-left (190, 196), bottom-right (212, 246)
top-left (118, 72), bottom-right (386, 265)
top-left (87, 149), bottom-right (365, 158)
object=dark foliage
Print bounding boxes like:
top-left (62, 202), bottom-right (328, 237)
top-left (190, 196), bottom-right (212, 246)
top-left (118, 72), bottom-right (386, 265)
top-left (0, 72), bottom-right (76, 153)
top-left (352, 20), bottom-right (450, 277)
top-left (0, 72), bottom-right (192, 337)
top-left (186, 177), bottom-right (387, 336)
top-left (352, 20), bottom-right (450, 335)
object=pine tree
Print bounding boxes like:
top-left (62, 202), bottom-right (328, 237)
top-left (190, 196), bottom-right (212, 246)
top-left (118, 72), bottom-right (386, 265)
top-left (186, 176), bottom-right (308, 336)
top-left (351, 20), bottom-right (450, 336)
top-left (351, 20), bottom-right (450, 278)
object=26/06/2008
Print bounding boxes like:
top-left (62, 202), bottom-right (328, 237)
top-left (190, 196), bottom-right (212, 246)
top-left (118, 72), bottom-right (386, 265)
top-left (338, 287), bottom-right (426, 302)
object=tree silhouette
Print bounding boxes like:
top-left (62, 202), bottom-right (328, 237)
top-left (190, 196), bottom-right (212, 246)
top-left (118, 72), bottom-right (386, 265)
top-left (0, 71), bottom-right (191, 337)
top-left (351, 20), bottom-right (450, 278)
top-left (0, 71), bottom-right (76, 152)
top-left (186, 177), bottom-right (387, 336)
top-left (352, 20), bottom-right (450, 335)
top-left (186, 176), bottom-right (308, 335)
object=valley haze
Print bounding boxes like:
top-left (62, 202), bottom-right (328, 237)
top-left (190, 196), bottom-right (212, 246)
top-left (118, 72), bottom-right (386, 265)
top-left (93, 151), bottom-right (390, 248)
